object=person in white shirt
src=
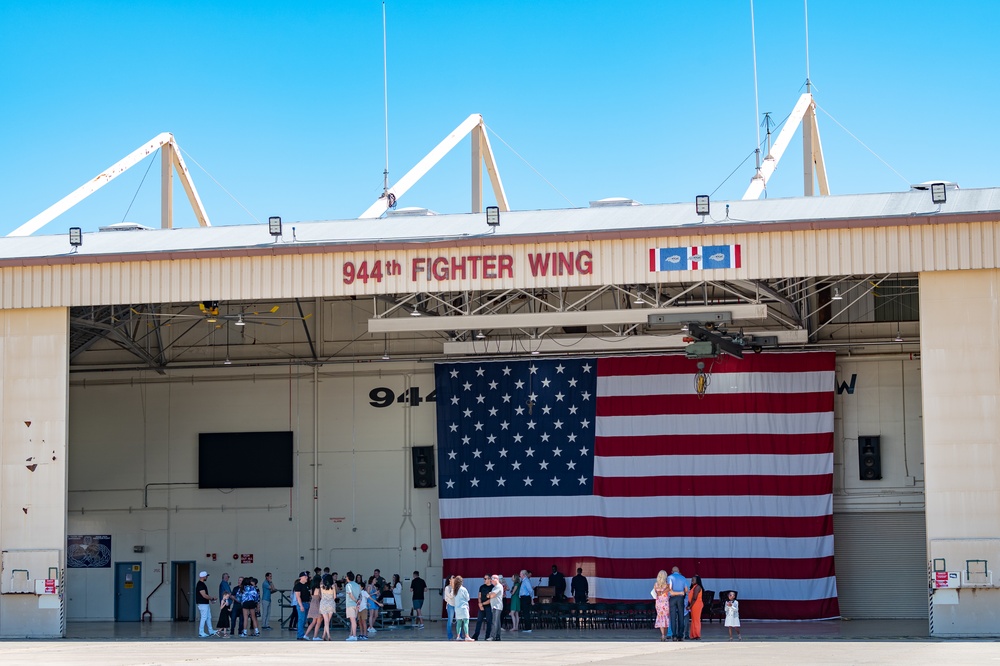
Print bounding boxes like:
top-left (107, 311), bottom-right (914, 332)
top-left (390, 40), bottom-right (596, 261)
top-left (453, 576), bottom-right (473, 641)
top-left (444, 575), bottom-right (456, 640)
top-left (488, 575), bottom-right (505, 641)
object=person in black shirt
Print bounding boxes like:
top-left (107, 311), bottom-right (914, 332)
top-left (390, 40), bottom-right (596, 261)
top-left (410, 571), bottom-right (427, 628)
top-left (470, 575), bottom-right (493, 640)
top-left (196, 571), bottom-right (216, 637)
top-left (571, 568), bottom-right (589, 604)
top-left (549, 565), bottom-right (567, 602)
top-left (293, 571), bottom-right (312, 640)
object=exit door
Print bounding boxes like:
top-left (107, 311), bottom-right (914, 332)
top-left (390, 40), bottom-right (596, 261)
top-left (115, 562), bottom-right (142, 621)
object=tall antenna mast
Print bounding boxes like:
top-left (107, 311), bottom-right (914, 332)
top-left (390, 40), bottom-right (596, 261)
top-left (382, 1), bottom-right (391, 200)
top-left (750, 0), bottom-right (762, 176)
top-left (804, 0), bottom-right (811, 92)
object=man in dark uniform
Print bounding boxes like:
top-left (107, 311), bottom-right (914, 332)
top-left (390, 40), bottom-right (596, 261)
top-left (549, 565), bottom-right (567, 602)
top-left (571, 567), bottom-right (589, 604)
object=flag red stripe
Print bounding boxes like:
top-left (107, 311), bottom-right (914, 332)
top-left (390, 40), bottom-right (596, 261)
top-left (649, 247), bottom-right (655, 271)
top-left (441, 514), bottom-right (832, 539)
top-left (442, 556), bottom-right (836, 582)
top-left (595, 433), bottom-right (833, 457)
top-left (594, 474), bottom-right (832, 497)
top-left (598, 352), bottom-right (835, 376)
top-left (734, 244), bottom-right (741, 268)
top-left (597, 392), bottom-right (833, 415)
top-left (738, 598), bottom-right (840, 620)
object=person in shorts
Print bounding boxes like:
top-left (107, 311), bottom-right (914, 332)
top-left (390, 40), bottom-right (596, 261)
top-left (344, 570), bottom-right (361, 641)
top-left (410, 570), bottom-right (427, 628)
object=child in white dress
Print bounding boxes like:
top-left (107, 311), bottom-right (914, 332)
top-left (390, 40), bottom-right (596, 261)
top-left (724, 591), bottom-right (741, 640)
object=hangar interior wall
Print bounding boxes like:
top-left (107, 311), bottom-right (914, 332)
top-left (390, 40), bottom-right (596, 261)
top-left (66, 364), bottom-right (441, 622)
top-left (920, 269), bottom-right (1000, 636)
top-left (60, 351), bottom-right (927, 623)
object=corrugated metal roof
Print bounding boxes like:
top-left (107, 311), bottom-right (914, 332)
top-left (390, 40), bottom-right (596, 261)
top-left (3, 188), bottom-right (999, 261)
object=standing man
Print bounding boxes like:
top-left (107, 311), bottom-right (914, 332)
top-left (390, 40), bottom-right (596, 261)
top-left (518, 570), bottom-right (534, 633)
top-left (549, 565), bottom-right (567, 602)
top-left (218, 573), bottom-right (232, 604)
top-left (488, 575), bottom-right (504, 641)
top-left (410, 571), bottom-right (427, 628)
top-left (571, 568), bottom-right (589, 604)
top-left (261, 572), bottom-right (276, 629)
top-left (667, 566), bottom-right (689, 642)
top-left (196, 571), bottom-right (216, 637)
top-left (470, 575), bottom-right (493, 640)
top-left (293, 571), bottom-right (312, 641)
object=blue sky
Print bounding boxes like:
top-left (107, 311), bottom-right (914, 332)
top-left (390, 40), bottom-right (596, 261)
top-left (1, 1), bottom-right (997, 237)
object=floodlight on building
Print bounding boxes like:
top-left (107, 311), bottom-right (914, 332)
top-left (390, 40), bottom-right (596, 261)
top-left (69, 227), bottom-right (83, 248)
top-left (486, 205), bottom-right (500, 227)
top-left (695, 195), bottom-right (710, 216)
top-left (930, 182), bottom-right (947, 204)
top-left (268, 216), bottom-right (282, 238)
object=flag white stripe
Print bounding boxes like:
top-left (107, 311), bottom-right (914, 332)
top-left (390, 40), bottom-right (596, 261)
top-left (439, 494), bottom-right (833, 520)
top-left (594, 576), bottom-right (838, 602)
top-left (595, 453), bottom-right (833, 478)
top-left (598, 370), bottom-right (835, 397)
top-left (442, 535), bottom-right (834, 560)
top-left (596, 412), bottom-right (834, 436)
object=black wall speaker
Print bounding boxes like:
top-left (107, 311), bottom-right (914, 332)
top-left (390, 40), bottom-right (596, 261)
top-left (411, 446), bottom-right (436, 488)
top-left (858, 436), bottom-right (882, 480)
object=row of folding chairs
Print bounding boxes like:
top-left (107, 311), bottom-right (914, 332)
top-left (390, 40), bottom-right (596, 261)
top-left (527, 601), bottom-right (657, 630)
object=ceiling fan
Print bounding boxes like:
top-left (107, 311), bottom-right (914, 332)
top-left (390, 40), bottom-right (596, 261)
top-left (132, 301), bottom-right (311, 327)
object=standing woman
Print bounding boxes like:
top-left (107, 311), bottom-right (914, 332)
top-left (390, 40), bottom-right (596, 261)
top-left (508, 572), bottom-right (522, 631)
top-left (319, 574), bottom-right (337, 641)
top-left (687, 575), bottom-right (704, 640)
top-left (453, 576), bottom-right (473, 641)
top-left (443, 575), bottom-right (456, 640)
top-left (653, 570), bottom-right (670, 642)
top-left (391, 574), bottom-right (403, 613)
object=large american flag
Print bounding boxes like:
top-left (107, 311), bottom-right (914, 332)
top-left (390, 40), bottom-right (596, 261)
top-left (434, 352), bottom-right (839, 620)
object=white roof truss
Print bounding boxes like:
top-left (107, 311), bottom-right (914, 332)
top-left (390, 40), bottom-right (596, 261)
top-left (359, 113), bottom-right (509, 219)
top-left (743, 92), bottom-right (830, 200)
top-left (9, 132), bottom-right (211, 237)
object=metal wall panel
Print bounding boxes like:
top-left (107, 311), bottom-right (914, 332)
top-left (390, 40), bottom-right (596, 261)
top-left (834, 511), bottom-right (928, 619)
top-left (4, 221), bottom-right (1000, 308)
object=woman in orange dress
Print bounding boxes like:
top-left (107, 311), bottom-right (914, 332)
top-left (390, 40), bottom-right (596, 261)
top-left (687, 575), bottom-right (704, 640)
top-left (653, 570), bottom-right (670, 641)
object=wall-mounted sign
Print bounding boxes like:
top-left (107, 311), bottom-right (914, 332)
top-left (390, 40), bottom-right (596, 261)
top-left (241, 554), bottom-right (254, 564)
top-left (67, 535), bottom-right (112, 568)
top-left (649, 245), bottom-right (741, 272)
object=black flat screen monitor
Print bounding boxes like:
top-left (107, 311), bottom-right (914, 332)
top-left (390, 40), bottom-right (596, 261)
top-left (198, 431), bottom-right (293, 488)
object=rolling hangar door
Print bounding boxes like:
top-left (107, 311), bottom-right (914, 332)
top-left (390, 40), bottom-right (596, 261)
top-left (834, 512), bottom-right (928, 619)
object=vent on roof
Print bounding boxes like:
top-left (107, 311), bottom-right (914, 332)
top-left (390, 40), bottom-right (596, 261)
top-left (386, 207), bottom-right (438, 217)
top-left (99, 222), bottom-right (153, 232)
top-left (589, 197), bottom-right (641, 208)
top-left (910, 181), bottom-right (959, 191)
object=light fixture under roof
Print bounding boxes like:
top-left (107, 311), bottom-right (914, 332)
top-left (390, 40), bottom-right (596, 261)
top-left (223, 357), bottom-right (232, 365)
top-left (475, 330), bottom-right (486, 339)
top-left (831, 288), bottom-right (843, 301)
top-left (410, 309), bottom-right (422, 317)
top-left (235, 314), bottom-right (246, 326)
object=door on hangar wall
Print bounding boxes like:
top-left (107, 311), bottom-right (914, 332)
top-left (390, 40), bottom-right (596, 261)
top-left (172, 561), bottom-right (195, 621)
top-left (114, 562), bottom-right (143, 621)
top-left (834, 511), bottom-right (928, 619)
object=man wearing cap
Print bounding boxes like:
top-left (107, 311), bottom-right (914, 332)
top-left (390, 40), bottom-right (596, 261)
top-left (293, 571), bottom-right (312, 640)
top-left (196, 571), bottom-right (217, 637)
